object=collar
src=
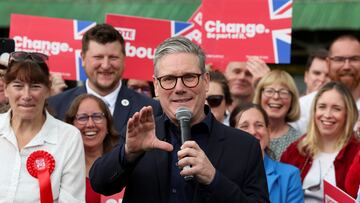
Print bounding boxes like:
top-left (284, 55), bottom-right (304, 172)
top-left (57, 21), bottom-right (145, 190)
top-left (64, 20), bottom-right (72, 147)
top-left (264, 154), bottom-right (275, 175)
top-left (0, 110), bottom-right (57, 148)
top-left (86, 79), bottom-right (122, 113)
top-left (164, 105), bottom-right (213, 133)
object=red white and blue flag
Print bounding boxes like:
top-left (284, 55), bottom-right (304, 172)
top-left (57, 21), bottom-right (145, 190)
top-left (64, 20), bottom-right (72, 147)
top-left (9, 14), bottom-right (96, 80)
top-left (201, 0), bottom-right (293, 67)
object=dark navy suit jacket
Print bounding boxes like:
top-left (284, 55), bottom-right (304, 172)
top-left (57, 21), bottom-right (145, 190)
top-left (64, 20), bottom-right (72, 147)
top-left (47, 84), bottom-right (162, 134)
top-left (89, 114), bottom-right (269, 203)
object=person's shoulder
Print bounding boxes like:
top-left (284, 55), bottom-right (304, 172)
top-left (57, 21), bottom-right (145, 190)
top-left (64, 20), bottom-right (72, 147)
top-left (275, 160), bottom-right (300, 175)
top-left (300, 91), bottom-right (317, 104)
top-left (0, 110), bottom-right (9, 127)
top-left (49, 86), bottom-right (85, 101)
top-left (344, 137), bottom-right (360, 156)
top-left (47, 112), bottom-right (79, 131)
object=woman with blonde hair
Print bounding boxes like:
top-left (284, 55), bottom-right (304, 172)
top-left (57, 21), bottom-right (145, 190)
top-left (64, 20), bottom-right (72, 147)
top-left (253, 69), bottom-right (301, 160)
top-left (281, 81), bottom-right (360, 201)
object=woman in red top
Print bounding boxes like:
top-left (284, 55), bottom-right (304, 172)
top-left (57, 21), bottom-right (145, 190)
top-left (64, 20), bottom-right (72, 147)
top-left (65, 94), bottom-right (118, 203)
top-left (281, 81), bottom-right (360, 202)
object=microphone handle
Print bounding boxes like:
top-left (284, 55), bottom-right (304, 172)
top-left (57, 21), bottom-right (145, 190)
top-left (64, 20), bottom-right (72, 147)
top-left (180, 119), bottom-right (194, 181)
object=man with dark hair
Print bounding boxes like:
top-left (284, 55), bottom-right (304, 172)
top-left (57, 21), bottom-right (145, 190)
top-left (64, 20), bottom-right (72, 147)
top-left (303, 49), bottom-right (330, 95)
top-left (48, 24), bottom-right (161, 133)
top-left (90, 36), bottom-right (269, 202)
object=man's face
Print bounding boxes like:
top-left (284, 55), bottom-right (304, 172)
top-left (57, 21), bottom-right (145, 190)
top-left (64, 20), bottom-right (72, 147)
top-left (304, 58), bottom-right (330, 94)
top-left (225, 61), bottom-right (253, 99)
top-left (328, 38), bottom-right (360, 91)
top-left (82, 40), bottom-right (125, 95)
top-left (154, 53), bottom-right (209, 125)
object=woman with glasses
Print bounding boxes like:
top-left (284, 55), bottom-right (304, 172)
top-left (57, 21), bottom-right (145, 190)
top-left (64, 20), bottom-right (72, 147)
top-left (230, 103), bottom-right (304, 203)
top-left (281, 82), bottom-right (360, 202)
top-left (253, 69), bottom-right (301, 160)
top-left (0, 51), bottom-right (85, 202)
top-left (206, 70), bottom-right (232, 125)
top-left (65, 94), bottom-right (118, 203)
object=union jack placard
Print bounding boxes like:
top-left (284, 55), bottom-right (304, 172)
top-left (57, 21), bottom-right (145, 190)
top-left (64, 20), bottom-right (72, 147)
top-left (9, 14), bottom-right (96, 80)
top-left (201, 0), bottom-right (293, 65)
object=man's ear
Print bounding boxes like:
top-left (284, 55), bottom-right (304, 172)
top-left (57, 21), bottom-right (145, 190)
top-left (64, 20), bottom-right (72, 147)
top-left (304, 71), bottom-right (309, 84)
top-left (153, 76), bottom-right (159, 98)
top-left (81, 51), bottom-right (86, 68)
top-left (203, 72), bottom-right (210, 92)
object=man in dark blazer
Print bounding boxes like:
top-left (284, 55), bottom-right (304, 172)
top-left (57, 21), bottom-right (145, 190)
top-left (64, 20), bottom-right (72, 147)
top-left (48, 24), bottom-right (161, 134)
top-left (90, 37), bottom-right (269, 202)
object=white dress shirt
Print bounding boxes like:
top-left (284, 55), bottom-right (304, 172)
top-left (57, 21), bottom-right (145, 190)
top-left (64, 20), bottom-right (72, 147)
top-left (0, 110), bottom-right (86, 202)
top-left (86, 79), bottom-right (122, 115)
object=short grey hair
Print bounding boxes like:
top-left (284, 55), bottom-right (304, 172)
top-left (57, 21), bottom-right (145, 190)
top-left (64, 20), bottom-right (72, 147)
top-left (153, 36), bottom-right (206, 76)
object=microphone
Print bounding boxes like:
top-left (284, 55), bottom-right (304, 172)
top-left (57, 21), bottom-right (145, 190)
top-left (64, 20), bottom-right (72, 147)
top-left (175, 107), bottom-right (193, 181)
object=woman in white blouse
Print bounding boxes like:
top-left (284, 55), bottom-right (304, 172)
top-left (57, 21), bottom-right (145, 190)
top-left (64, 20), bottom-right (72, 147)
top-left (0, 52), bottom-right (85, 202)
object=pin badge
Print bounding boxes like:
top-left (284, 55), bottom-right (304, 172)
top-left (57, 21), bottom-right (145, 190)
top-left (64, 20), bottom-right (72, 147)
top-left (121, 99), bottom-right (129, 106)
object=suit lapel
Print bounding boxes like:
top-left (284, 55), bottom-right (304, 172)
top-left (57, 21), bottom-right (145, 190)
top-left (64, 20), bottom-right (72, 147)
top-left (152, 116), bottom-right (170, 203)
top-left (264, 155), bottom-right (279, 192)
top-left (113, 86), bottom-right (133, 133)
top-left (76, 86), bottom-right (87, 96)
top-left (206, 120), bottom-right (226, 167)
top-left (193, 119), bottom-right (226, 202)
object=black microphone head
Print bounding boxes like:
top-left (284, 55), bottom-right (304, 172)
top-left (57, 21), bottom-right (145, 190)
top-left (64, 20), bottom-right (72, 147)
top-left (175, 107), bottom-right (192, 121)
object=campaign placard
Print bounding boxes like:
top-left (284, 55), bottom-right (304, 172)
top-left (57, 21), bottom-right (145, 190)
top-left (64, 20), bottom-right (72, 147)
top-left (324, 180), bottom-right (355, 203)
top-left (187, 5), bottom-right (203, 45)
top-left (9, 14), bottom-right (96, 81)
top-left (201, 0), bottom-right (292, 64)
top-left (106, 14), bottom-right (194, 81)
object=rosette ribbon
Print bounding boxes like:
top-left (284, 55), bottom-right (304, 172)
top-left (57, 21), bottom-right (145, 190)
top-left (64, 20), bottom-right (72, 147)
top-left (26, 150), bottom-right (55, 203)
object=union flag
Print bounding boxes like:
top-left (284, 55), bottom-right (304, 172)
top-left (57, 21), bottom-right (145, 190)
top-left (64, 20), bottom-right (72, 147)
top-left (201, 0), bottom-right (292, 66)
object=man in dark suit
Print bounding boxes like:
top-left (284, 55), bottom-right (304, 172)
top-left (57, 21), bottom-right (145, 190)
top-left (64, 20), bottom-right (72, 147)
top-left (90, 36), bottom-right (269, 202)
top-left (48, 24), bottom-right (161, 133)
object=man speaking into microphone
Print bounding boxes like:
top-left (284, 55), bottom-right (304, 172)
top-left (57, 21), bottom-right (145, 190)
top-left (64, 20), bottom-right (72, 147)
top-left (89, 36), bottom-right (269, 202)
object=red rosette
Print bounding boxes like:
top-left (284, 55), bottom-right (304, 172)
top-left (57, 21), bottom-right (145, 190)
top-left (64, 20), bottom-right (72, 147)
top-left (26, 150), bottom-right (55, 178)
top-left (26, 150), bottom-right (55, 203)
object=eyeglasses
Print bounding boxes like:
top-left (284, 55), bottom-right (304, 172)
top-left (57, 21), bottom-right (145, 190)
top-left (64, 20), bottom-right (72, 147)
top-left (262, 88), bottom-right (291, 99)
top-left (206, 95), bottom-right (224, 108)
top-left (9, 51), bottom-right (48, 64)
top-left (156, 73), bottom-right (202, 90)
top-left (75, 112), bottom-right (105, 125)
top-left (328, 56), bottom-right (360, 66)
